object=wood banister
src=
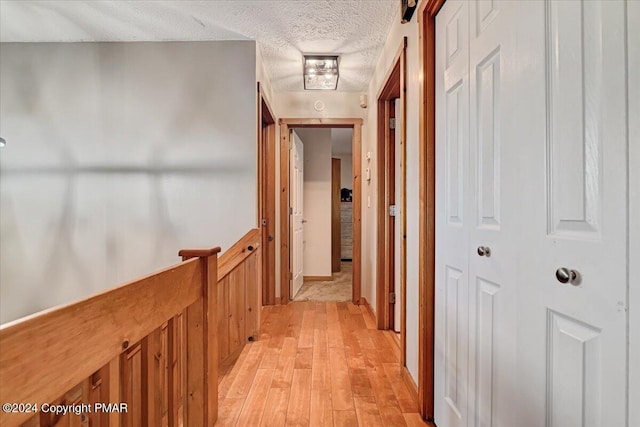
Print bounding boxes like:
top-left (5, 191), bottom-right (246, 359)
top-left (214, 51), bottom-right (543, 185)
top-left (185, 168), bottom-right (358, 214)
top-left (178, 246), bottom-right (222, 261)
top-left (0, 248), bottom-right (220, 426)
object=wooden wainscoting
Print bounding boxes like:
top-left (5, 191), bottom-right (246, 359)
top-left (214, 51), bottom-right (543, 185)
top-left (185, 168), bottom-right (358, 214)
top-left (0, 248), bottom-right (220, 427)
top-left (215, 229), bottom-right (262, 372)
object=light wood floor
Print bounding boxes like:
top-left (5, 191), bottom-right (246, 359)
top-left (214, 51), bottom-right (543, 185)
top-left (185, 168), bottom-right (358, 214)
top-left (216, 301), bottom-right (432, 426)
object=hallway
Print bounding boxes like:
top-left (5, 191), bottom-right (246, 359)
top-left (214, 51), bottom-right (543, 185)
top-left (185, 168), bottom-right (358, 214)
top-left (216, 301), bottom-right (431, 426)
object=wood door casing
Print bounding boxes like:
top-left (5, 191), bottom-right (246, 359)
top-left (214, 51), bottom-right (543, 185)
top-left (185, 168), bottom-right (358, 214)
top-left (331, 158), bottom-right (341, 273)
top-left (279, 119), bottom-right (363, 306)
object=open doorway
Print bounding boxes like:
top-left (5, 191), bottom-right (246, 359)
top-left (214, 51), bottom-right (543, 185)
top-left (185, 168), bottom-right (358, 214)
top-left (279, 119), bottom-right (362, 305)
top-left (376, 38), bottom-right (407, 364)
top-left (288, 128), bottom-right (355, 302)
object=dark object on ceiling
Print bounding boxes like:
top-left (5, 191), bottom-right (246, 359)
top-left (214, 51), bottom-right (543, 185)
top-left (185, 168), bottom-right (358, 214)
top-left (401, 0), bottom-right (417, 24)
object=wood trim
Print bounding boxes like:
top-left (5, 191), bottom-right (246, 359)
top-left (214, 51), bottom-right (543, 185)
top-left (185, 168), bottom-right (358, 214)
top-left (279, 124), bottom-right (291, 304)
top-left (279, 119), bottom-right (363, 306)
top-left (258, 83), bottom-right (277, 306)
top-left (352, 123), bottom-right (362, 305)
top-left (402, 366), bottom-right (419, 407)
top-left (217, 228), bottom-right (261, 280)
top-left (279, 118), bottom-right (363, 127)
top-left (361, 297), bottom-right (377, 324)
top-left (399, 37), bottom-right (408, 366)
top-left (0, 258), bottom-right (205, 426)
top-left (418, 0), bottom-right (446, 421)
top-left (375, 37), bottom-right (407, 369)
top-left (303, 275), bottom-right (333, 282)
top-left (331, 158), bottom-right (341, 273)
top-left (179, 247), bottom-right (222, 259)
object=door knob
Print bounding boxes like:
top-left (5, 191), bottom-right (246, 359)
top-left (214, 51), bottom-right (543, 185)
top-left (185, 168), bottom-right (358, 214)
top-left (555, 267), bottom-right (579, 285)
top-left (477, 246), bottom-right (491, 257)
top-left (302, 219), bottom-right (308, 224)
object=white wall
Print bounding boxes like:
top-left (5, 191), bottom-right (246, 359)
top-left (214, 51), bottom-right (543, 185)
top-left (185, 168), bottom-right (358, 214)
top-left (362, 7), bottom-right (421, 383)
top-left (331, 128), bottom-right (353, 190)
top-left (332, 153), bottom-right (353, 190)
top-left (629, 1), bottom-right (639, 424)
top-left (295, 128), bottom-right (332, 278)
top-left (0, 41), bottom-right (257, 324)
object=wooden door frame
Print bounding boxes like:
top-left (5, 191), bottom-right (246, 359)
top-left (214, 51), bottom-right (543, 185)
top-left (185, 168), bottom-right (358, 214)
top-left (279, 118), bottom-right (363, 305)
top-left (331, 158), bottom-right (341, 273)
top-left (376, 37), bottom-right (408, 365)
top-left (257, 83), bottom-right (277, 305)
top-left (417, 0), bottom-right (446, 421)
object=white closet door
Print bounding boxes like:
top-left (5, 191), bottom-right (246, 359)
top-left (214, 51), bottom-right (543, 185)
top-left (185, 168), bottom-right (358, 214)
top-left (466, 1), bottom-right (519, 426)
top-left (515, 1), bottom-right (629, 426)
top-left (435, 1), bottom-right (471, 425)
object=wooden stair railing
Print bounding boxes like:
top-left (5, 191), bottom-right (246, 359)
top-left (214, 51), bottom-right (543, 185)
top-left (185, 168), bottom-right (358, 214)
top-left (0, 247), bottom-right (221, 427)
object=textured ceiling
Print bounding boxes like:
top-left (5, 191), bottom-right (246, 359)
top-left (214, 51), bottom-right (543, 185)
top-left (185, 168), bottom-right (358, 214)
top-left (0, 0), bottom-right (398, 92)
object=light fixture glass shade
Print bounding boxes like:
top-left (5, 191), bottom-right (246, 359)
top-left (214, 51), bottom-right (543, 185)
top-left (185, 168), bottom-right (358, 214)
top-left (303, 55), bottom-right (339, 90)
top-left (0, 137), bottom-right (5, 147)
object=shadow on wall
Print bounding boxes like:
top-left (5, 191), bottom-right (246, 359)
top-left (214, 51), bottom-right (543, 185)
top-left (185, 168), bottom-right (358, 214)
top-left (0, 41), bottom-right (258, 324)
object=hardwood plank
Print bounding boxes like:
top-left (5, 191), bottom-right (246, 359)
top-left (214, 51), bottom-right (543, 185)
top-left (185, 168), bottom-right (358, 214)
top-left (382, 363), bottom-right (418, 413)
top-left (225, 341), bottom-right (263, 398)
top-left (298, 310), bottom-right (315, 349)
top-left (271, 356), bottom-right (295, 389)
top-left (294, 347), bottom-right (313, 369)
top-left (260, 388), bottom-right (290, 427)
top-left (329, 348), bottom-right (353, 411)
top-left (285, 369), bottom-right (312, 426)
top-left (236, 369), bottom-right (274, 425)
top-left (309, 389), bottom-right (333, 427)
top-left (403, 412), bottom-right (435, 426)
top-left (379, 405), bottom-right (408, 426)
top-left (334, 410), bottom-right (359, 427)
top-left (353, 395), bottom-right (384, 427)
top-left (218, 302), bottom-right (428, 427)
top-left (326, 302), bottom-right (344, 348)
top-left (216, 398), bottom-right (245, 427)
top-left (311, 329), bottom-right (330, 391)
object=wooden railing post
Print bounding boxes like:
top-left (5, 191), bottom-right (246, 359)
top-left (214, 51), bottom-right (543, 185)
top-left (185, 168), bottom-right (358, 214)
top-left (178, 247), bottom-right (221, 427)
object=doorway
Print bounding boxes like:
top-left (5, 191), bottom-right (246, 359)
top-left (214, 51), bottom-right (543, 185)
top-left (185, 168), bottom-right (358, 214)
top-left (376, 38), bottom-right (407, 364)
top-left (279, 119), bottom-right (362, 305)
top-left (290, 128), bottom-right (355, 302)
top-left (257, 83), bottom-right (277, 305)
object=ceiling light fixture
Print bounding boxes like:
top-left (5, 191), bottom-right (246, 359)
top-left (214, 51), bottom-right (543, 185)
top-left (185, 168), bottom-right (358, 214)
top-left (303, 55), bottom-right (339, 90)
top-left (0, 137), bottom-right (6, 147)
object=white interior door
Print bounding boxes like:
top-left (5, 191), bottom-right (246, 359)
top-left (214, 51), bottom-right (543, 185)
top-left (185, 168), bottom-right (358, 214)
top-left (435, 2), bottom-right (470, 425)
top-left (290, 131), bottom-right (304, 299)
top-left (435, 1), bottom-right (630, 426)
top-left (515, 1), bottom-right (629, 425)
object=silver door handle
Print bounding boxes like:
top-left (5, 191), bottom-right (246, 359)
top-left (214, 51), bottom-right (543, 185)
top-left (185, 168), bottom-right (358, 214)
top-left (477, 246), bottom-right (491, 257)
top-left (555, 267), bottom-right (580, 285)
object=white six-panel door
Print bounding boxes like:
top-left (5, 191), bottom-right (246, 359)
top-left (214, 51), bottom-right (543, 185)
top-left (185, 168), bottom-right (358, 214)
top-left (434, 1), bottom-right (630, 426)
top-left (291, 131), bottom-right (304, 299)
top-left (515, 1), bottom-right (629, 425)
